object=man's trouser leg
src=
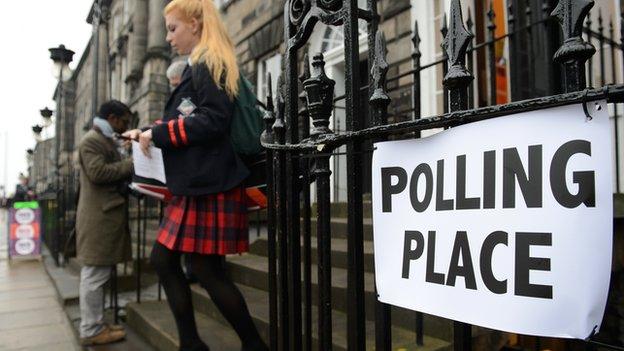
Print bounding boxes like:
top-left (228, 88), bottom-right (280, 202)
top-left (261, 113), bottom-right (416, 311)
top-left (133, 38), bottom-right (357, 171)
top-left (79, 265), bottom-right (111, 338)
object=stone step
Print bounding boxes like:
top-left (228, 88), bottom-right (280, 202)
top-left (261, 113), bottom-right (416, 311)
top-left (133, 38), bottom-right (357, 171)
top-left (307, 217), bottom-right (374, 241)
top-left (64, 304), bottom-right (157, 351)
top-left (127, 300), bottom-right (242, 351)
top-left (66, 257), bottom-right (158, 293)
top-left (310, 201), bottom-right (373, 219)
top-left (224, 253), bottom-right (454, 342)
top-left (194, 283), bottom-right (451, 350)
top-left (249, 236), bottom-right (375, 272)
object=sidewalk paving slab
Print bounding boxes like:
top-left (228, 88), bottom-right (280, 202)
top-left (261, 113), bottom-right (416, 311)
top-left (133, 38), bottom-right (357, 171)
top-left (0, 258), bottom-right (80, 351)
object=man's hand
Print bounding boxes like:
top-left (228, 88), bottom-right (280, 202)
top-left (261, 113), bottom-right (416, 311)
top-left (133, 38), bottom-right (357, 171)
top-left (122, 129), bottom-right (141, 141)
top-left (139, 129), bottom-right (153, 158)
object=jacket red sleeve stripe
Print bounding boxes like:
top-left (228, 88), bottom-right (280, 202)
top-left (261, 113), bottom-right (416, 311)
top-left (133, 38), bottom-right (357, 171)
top-left (168, 120), bottom-right (179, 147)
top-left (177, 118), bottom-right (189, 146)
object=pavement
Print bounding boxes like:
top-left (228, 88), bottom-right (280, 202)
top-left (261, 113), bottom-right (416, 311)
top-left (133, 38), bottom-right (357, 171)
top-left (0, 208), bottom-right (80, 351)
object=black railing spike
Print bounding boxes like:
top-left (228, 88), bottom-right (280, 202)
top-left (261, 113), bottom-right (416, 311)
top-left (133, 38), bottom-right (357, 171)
top-left (466, 7), bottom-right (473, 32)
top-left (609, 17), bottom-right (614, 41)
top-left (300, 52), bottom-right (311, 83)
top-left (508, 2), bottom-right (515, 26)
top-left (267, 72), bottom-right (275, 112)
top-left (487, 0), bottom-right (497, 105)
top-left (542, 1), bottom-right (551, 16)
top-left (487, 1), bottom-right (496, 30)
top-left (441, 13), bottom-right (448, 39)
top-left (273, 74), bottom-right (286, 144)
top-left (412, 20), bottom-right (421, 57)
top-left (597, 8), bottom-right (604, 34)
top-left (371, 31), bottom-right (390, 127)
top-left (442, 0), bottom-right (474, 89)
top-left (261, 73), bottom-right (276, 145)
top-left (299, 53), bottom-right (311, 118)
top-left (552, 0), bottom-right (596, 92)
top-left (303, 53), bottom-right (335, 137)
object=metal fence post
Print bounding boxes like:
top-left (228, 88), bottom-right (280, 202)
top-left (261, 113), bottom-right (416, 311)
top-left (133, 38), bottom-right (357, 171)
top-left (442, 0), bottom-right (474, 350)
top-left (370, 30), bottom-right (392, 351)
top-left (303, 52), bottom-right (336, 351)
top-left (412, 20), bottom-right (422, 128)
top-left (284, 9), bottom-right (303, 349)
top-left (345, 0), bottom-right (366, 348)
top-left (552, 0), bottom-right (596, 92)
top-left (610, 19), bottom-right (620, 192)
top-left (298, 54), bottom-right (313, 351)
top-left (261, 73), bottom-right (278, 351)
top-left (487, 2), bottom-right (497, 105)
top-left (273, 72), bottom-right (289, 351)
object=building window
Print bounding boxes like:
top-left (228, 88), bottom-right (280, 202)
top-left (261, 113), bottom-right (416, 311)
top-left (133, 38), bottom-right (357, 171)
top-left (256, 53), bottom-right (282, 104)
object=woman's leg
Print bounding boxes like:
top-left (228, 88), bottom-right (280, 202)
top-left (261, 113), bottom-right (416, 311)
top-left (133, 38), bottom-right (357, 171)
top-left (151, 242), bottom-right (208, 351)
top-left (190, 254), bottom-right (268, 351)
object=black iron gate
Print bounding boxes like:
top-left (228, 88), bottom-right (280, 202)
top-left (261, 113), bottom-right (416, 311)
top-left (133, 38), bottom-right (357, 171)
top-left (261, 0), bottom-right (624, 350)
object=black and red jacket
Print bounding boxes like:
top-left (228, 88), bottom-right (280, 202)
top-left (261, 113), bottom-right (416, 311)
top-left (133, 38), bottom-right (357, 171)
top-left (151, 63), bottom-right (249, 196)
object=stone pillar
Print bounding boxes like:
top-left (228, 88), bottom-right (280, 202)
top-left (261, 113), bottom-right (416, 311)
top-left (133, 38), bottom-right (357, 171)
top-left (127, 0), bottom-right (147, 100)
top-left (147, 0), bottom-right (168, 55)
top-left (142, 0), bottom-right (170, 125)
top-left (96, 13), bottom-right (110, 107)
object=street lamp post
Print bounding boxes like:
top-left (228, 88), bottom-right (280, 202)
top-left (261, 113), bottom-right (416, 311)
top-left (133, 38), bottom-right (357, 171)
top-left (48, 44), bottom-right (73, 267)
top-left (39, 107), bottom-right (53, 191)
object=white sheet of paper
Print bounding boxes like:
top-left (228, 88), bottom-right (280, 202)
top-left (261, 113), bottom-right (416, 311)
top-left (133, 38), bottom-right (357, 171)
top-left (132, 141), bottom-right (166, 183)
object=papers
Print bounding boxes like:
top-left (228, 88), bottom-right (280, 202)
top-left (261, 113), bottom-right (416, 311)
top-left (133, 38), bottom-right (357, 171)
top-left (132, 141), bottom-right (166, 183)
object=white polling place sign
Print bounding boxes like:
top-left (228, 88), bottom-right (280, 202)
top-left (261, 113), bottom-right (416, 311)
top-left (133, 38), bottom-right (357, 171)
top-left (372, 101), bottom-right (613, 339)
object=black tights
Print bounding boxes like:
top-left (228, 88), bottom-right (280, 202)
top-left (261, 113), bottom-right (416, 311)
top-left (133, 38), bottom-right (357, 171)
top-left (150, 242), bottom-right (268, 351)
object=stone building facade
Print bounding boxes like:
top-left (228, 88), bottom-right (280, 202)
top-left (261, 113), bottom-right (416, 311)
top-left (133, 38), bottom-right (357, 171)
top-left (29, 0), bottom-right (623, 199)
top-left (31, 0), bottom-right (172, 196)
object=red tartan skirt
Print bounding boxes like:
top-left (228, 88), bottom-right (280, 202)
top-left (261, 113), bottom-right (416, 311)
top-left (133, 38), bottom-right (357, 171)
top-left (156, 185), bottom-right (249, 255)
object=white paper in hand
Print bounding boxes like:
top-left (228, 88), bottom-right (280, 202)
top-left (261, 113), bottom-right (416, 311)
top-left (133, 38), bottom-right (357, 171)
top-left (132, 141), bottom-right (166, 184)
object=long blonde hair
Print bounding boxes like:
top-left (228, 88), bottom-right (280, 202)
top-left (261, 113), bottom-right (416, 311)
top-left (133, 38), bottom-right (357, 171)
top-left (164, 0), bottom-right (239, 98)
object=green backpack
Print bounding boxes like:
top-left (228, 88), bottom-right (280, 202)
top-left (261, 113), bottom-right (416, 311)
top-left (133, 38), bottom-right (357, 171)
top-left (191, 67), bottom-right (264, 156)
top-left (231, 76), bottom-right (264, 156)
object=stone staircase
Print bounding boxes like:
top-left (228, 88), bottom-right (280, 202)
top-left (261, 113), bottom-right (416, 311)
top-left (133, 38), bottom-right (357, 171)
top-left (125, 203), bottom-right (458, 350)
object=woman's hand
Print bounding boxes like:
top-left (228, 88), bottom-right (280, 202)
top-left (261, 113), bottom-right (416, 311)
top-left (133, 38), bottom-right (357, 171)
top-left (139, 129), bottom-right (153, 157)
top-left (122, 129), bottom-right (141, 141)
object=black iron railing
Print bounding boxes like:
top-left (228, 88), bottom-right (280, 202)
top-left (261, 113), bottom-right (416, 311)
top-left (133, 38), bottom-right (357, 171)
top-left (261, 0), bottom-right (624, 351)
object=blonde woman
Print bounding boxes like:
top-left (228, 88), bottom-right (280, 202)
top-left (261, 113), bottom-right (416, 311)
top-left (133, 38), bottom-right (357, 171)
top-left (124, 0), bottom-right (267, 350)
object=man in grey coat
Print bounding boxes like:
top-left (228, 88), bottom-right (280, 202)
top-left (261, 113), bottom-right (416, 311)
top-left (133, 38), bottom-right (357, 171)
top-left (76, 100), bottom-right (133, 346)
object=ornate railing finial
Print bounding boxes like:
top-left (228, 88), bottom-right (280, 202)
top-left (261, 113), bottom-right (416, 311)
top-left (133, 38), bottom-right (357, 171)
top-left (597, 8), bottom-right (604, 34)
top-left (299, 53), bottom-right (311, 119)
top-left (370, 31), bottom-right (391, 126)
top-left (303, 53), bottom-right (335, 137)
top-left (552, 0), bottom-right (596, 91)
top-left (487, 1), bottom-right (496, 31)
top-left (412, 20), bottom-right (421, 59)
top-left (466, 7), bottom-right (474, 33)
top-left (508, 2), bottom-right (515, 28)
top-left (273, 74), bottom-right (286, 144)
top-left (442, 0), bottom-right (474, 90)
top-left (261, 73), bottom-right (276, 145)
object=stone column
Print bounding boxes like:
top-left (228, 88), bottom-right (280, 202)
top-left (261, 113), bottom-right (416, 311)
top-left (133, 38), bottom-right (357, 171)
top-left (126, 0), bottom-right (147, 97)
top-left (142, 0), bottom-right (170, 125)
top-left (147, 0), bottom-right (168, 55)
top-left (96, 10), bottom-right (110, 107)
